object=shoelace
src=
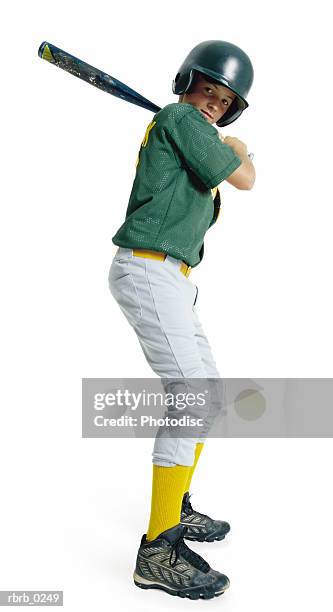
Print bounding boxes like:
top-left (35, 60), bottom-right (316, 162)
top-left (169, 534), bottom-right (210, 573)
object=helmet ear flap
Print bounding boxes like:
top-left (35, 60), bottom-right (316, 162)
top-left (216, 96), bottom-right (247, 127)
top-left (173, 72), bottom-right (181, 88)
top-left (216, 98), bottom-right (238, 127)
top-left (184, 69), bottom-right (196, 93)
top-left (173, 69), bottom-right (196, 95)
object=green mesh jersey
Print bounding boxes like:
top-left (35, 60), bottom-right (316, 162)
top-left (112, 103), bottom-right (242, 268)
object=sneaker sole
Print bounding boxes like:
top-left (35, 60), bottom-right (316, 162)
top-left (184, 533), bottom-right (226, 542)
top-left (133, 571), bottom-right (228, 600)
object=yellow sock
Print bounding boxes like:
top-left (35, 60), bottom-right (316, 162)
top-left (183, 442), bottom-right (204, 494)
top-left (146, 464), bottom-right (191, 541)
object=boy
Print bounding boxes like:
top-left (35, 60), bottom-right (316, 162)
top-left (109, 40), bottom-right (255, 600)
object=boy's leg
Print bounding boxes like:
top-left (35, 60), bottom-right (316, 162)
top-left (109, 249), bottom-right (223, 538)
top-left (183, 441), bottom-right (204, 494)
top-left (146, 464), bottom-right (191, 541)
top-left (182, 306), bottom-right (223, 493)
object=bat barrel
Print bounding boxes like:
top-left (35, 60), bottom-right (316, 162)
top-left (38, 41), bottom-right (161, 114)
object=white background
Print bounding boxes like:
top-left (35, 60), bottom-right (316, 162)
top-left (1, 0), bottom-right (333, 610)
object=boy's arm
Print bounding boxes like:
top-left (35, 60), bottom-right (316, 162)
top-left (218, 134), bottom-right (256, 190)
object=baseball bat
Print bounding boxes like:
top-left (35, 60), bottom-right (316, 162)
top-left (38, 42), bottom-right (254, 160)
top-left (38, 41), bottom-right (161, 113)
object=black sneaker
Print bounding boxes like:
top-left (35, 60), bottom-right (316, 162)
top-left (133, 523), bottom-right (230, 600)
top-left (181, 493), bottom-right (231, 542)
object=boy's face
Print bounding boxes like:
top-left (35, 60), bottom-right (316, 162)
top-left (179, 73), bottom-right (236, 125)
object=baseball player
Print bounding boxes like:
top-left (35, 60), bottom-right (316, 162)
top-left (109, 40), bottom-right (255, 600)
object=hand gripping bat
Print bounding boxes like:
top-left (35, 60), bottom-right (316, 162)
top-left (38, 42), bottom-right (253, 160)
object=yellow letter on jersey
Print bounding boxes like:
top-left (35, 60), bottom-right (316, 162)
top-left (142, 120), bottom-right (156, 147)
top-left (136, 120), bottom-right (157, 167)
